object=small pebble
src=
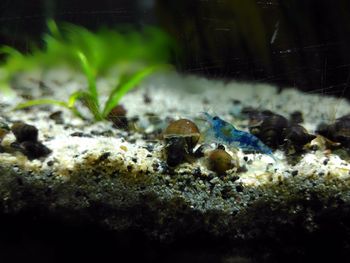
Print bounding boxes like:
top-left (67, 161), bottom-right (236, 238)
top-left (107, 104), bottom-right (128, 129)
top-left (98, 152), bottom-right (111, 162)
top-left (192, 167), bottom-right (202, 177)
top-left (49, 111), bottom-right (64, 124)
top-left (70, 132), bottom-right (92, 138)
top-left (127, 165), bottom-right (133, 172)
top-left (291, 170), bottom-right (298, 176)
top-left (236, 184), bottom-right (244, 192)
top-left (237, 166), bottom-right (248, 173)
top-left (217, 144), bottom-right (225, 150)
top-left (152, 162), bottom-right (159, 172)
top-left (231, 175), bottom-right (240, 182)
top-left (145, 144), bottom-right (154, 152)
top-left (143, 93), bottom-right (152, 104)
top-left (210, 177), bottom-right (220, 184)
top-left (120, 145), bottom-right (128, 151)
top-left (193, 145), bottom-right (206, 158)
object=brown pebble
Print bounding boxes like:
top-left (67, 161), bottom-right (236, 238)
top-left (143, 93), bottom-right (152, 104)
top-left (107, 105), bottom-right (128, 129)
top-left (49, 111), bottom-right (64, 124)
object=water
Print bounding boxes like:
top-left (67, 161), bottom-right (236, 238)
top-left (1, 1), bottom-right (350, 262)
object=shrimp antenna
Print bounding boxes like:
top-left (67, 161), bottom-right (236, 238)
top-left (198, 106), bottom-right (213, 122)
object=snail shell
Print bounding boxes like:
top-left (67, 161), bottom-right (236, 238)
top-left (248, 111), bottom-right (289, 149)
top-left (11, 122), bottom-right (38, 143)
top-left (9, 121), bottom-right (51, 160)
top-left (283, 124), bottom-right (316, 153)
top-left (163, 119), bottom-right (200, 166)
top-left (163, 119), bottom-right (200, 150)
top-left (207, 149), bottom-right (238, 175)
top-left (164, 137), bottom-right (190, 167)
top-left (242, 108), bottom-right (274, 127)
top-left (12, 141), bottom-right (52, 160)
top-left (316, 114), bottom-right (350, 148)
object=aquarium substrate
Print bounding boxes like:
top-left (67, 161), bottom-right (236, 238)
top-left (1, 69), bottom-right (350, 251)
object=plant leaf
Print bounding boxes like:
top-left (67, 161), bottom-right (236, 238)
top-left (102, 65), bottom-right (169, 117)
top-left (76, 51), bottom-right (98, 101)
top-left (76, 50), bottom-right (104, 120)
top-left (70, 90), bottom-right (102, 121)
top-left (0, 46), bottom-right (22, 57)
top-left (14, 99), bottom-right (69, 110)
top-left (13, 99), bottom-right (86, 119)
top-left (47, 19), bottom-right (62, 40)
top-left (68, 90), bottom-right (90, 108)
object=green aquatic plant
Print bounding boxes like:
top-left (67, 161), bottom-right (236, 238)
top-left (14, 55), bottom-right (166, 121)
top-left (1, 20), bottom-right (174, 120)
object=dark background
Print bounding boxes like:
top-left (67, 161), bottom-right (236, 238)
top-left (1, 0), bottom-right (350, 98)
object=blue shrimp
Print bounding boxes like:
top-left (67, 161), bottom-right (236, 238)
top-left (203, 112), bottom-right (276, 160)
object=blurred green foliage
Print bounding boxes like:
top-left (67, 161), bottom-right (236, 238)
top-left (1, 20), bottom-right (174, 121)
top-left (0, 20), bottom-right (173, 87)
